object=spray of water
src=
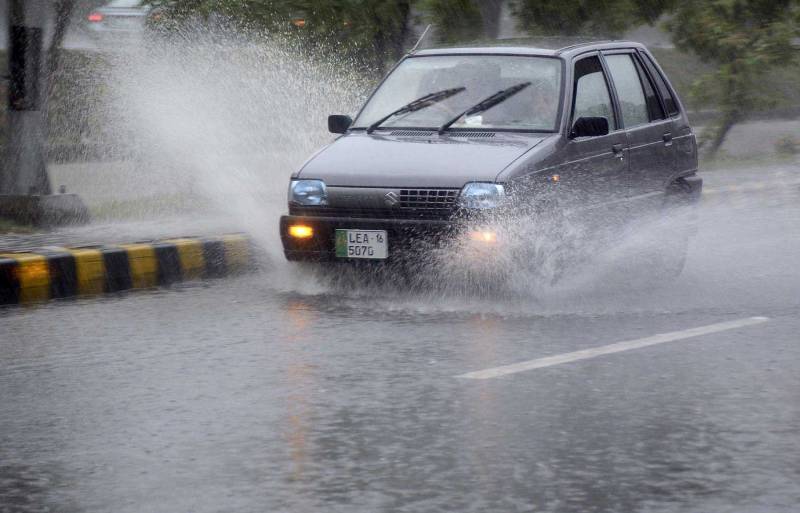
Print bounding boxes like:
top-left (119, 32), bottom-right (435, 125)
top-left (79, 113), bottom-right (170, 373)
top-left (88, 25), bottom-right (799, 312)
top-left (101, 26), bottom-right (367, 256)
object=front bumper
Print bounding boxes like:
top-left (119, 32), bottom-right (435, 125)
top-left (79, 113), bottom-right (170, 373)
top-left (279, 215), bottom-right (461, 262)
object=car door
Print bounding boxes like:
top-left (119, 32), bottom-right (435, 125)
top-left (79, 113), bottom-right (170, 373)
top-left (603, 51), bottom-right (676, 206)
top-left (638, 50), bottom-right (698, 182)
top-left (553, 53), bottom-right (629, 209)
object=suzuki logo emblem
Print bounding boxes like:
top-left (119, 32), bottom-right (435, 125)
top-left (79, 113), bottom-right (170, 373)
top-left (384, 191), bottom-right (400, 207)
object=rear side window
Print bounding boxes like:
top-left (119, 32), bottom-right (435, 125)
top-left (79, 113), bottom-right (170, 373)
top-left (604, 54), bottom-right (648, 127)
top-left (641, 53), bottom-right (679, 116)
top-left (632, 54), bottom-right (665, 121)
top-left (572, 56), bottom-right (616, 129)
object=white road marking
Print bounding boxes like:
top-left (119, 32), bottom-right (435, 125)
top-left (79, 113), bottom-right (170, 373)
top-left (457, 316), bottom-right (770, 380)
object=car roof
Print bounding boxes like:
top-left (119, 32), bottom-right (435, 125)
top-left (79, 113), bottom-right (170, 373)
top-left (412, 40), bottom-right (647, 59)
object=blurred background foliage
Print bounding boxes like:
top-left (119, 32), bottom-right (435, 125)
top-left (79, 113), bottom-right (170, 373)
top-left (666, 0), bottom-right (800, 153)
top-left (150, 0), bottom-right (800, 155)
top-left (512, 0), bottom-right (800, 153)
top-left (513, 0), bottom-right (670, 36)
top-left (1, 0), bottom-right (799, 158)
top-left (143, 0), bottom-right (416, 69)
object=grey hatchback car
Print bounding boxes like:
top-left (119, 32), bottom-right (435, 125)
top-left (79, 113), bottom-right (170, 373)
top-left (280, 41), bottom-right (701, 268)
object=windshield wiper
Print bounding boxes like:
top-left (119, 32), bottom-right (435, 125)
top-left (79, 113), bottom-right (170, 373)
top-left (367, 87), bottom-right (466, 134)
top-left (437, 81), bottom-right (531, 134)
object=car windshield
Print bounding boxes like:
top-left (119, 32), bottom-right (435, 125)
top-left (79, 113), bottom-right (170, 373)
top-left (354, 55), bottom-right (562, 132)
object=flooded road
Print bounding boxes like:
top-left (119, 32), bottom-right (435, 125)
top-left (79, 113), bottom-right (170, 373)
top-left (2, 7), bottom-right (799, 511)
top-left (2, 178), bottom-right (799, 513)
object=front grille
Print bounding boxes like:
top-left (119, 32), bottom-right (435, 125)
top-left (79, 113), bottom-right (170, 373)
top-left (290, 188), bottom-right (461, 220)
top-left (399, 189), bottom-right (458, 208)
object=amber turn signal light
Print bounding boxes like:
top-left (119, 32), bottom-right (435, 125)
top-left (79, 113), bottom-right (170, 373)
top-left (288, 225), bottom-right (314, 239)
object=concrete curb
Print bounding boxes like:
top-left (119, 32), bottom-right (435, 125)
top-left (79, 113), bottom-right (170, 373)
top-left (0, 233), bottom-right (253, 305)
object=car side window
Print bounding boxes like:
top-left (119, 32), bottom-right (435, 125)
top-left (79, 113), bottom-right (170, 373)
top-left (632, 54), bottom-right (665, 121)
top-left (604, 54), bottom-right (649, 127)
top-left (572, 56), bottom-right (616, 130)
top-left (640, 53), bottom-right (679, 116)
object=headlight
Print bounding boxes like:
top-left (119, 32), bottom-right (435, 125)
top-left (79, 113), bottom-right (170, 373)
top-left (458, 182), bottom-right (505, 209)
top-left (289, 179), bottom-right (327, 206)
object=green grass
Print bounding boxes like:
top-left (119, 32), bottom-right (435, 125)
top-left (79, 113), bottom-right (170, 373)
top-left (0, 218), bottom-right (37, 234)
top-left (88, 193), bottom-right (212, 221)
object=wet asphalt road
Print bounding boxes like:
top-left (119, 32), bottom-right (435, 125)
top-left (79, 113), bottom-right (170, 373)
top-left (2, 180), bottom-right (800, 512)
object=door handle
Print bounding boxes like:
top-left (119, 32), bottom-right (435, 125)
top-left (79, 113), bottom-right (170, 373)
top-left (663, 132), bottom-right (673, 146)
top-left (612, 144), bottom-right (625, 159)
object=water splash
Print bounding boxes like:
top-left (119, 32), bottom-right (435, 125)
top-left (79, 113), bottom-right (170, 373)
top-left (288, 185), bottom-right (800, 317)
top-left (86, 25), bottom-right (799, 312)
top-left (102, 25), bottom-right (368, 256)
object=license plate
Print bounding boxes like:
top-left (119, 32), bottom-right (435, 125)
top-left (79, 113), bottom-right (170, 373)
top-left (335, 230), bottom-right (388, 259)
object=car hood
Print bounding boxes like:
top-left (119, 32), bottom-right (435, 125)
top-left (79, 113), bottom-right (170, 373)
top-left (296, 132), bottom-right (547, 188)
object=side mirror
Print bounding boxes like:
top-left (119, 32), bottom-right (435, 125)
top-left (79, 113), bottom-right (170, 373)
top-left (328, 114), bottom-right (353, 134)
top-left (570, 116), bottom-right (609, 138)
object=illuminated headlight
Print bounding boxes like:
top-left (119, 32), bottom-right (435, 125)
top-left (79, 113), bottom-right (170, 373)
top-left (458, 182), bottom-right (505, 209)
top-left (289, 179), bottom-right (327, 206)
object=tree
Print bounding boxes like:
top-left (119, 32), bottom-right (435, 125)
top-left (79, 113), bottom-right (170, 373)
top-left (418, 0), bottom-right (484, 43)
top-left (511, 0), bottom-right (800, 156)
top-left (511, 0), bottom-right (663, 37)
top-left (147, 0), bottom-right (414, 71)
top-left (152, 0), bottom-right (506, 65)
top-left (478, 0), bottom-right (505, 40)
top-left (666, 0), bottom-right (800, 156)
top-left (289, 0), bottom-right (414, 70)
top-left (49, 1), bottom-right (76, 75)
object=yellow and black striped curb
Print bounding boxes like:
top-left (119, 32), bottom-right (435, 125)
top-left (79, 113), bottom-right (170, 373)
top-left (0, 233), bottom-right (253, 305)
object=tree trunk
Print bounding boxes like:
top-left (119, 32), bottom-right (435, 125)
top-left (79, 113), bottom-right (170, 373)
top-left (478, 0), bottom-right (503, 39)
top-left (47, 1), bottom-right (74, 87)
top-left (705, 63), bottom-right (742, 159)
top-left (2, 0), bottom-right (51, 195)
top-left (705, 111), bottom-right (738, 159)
top-left (390, 2), bottom-right (412, 60)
